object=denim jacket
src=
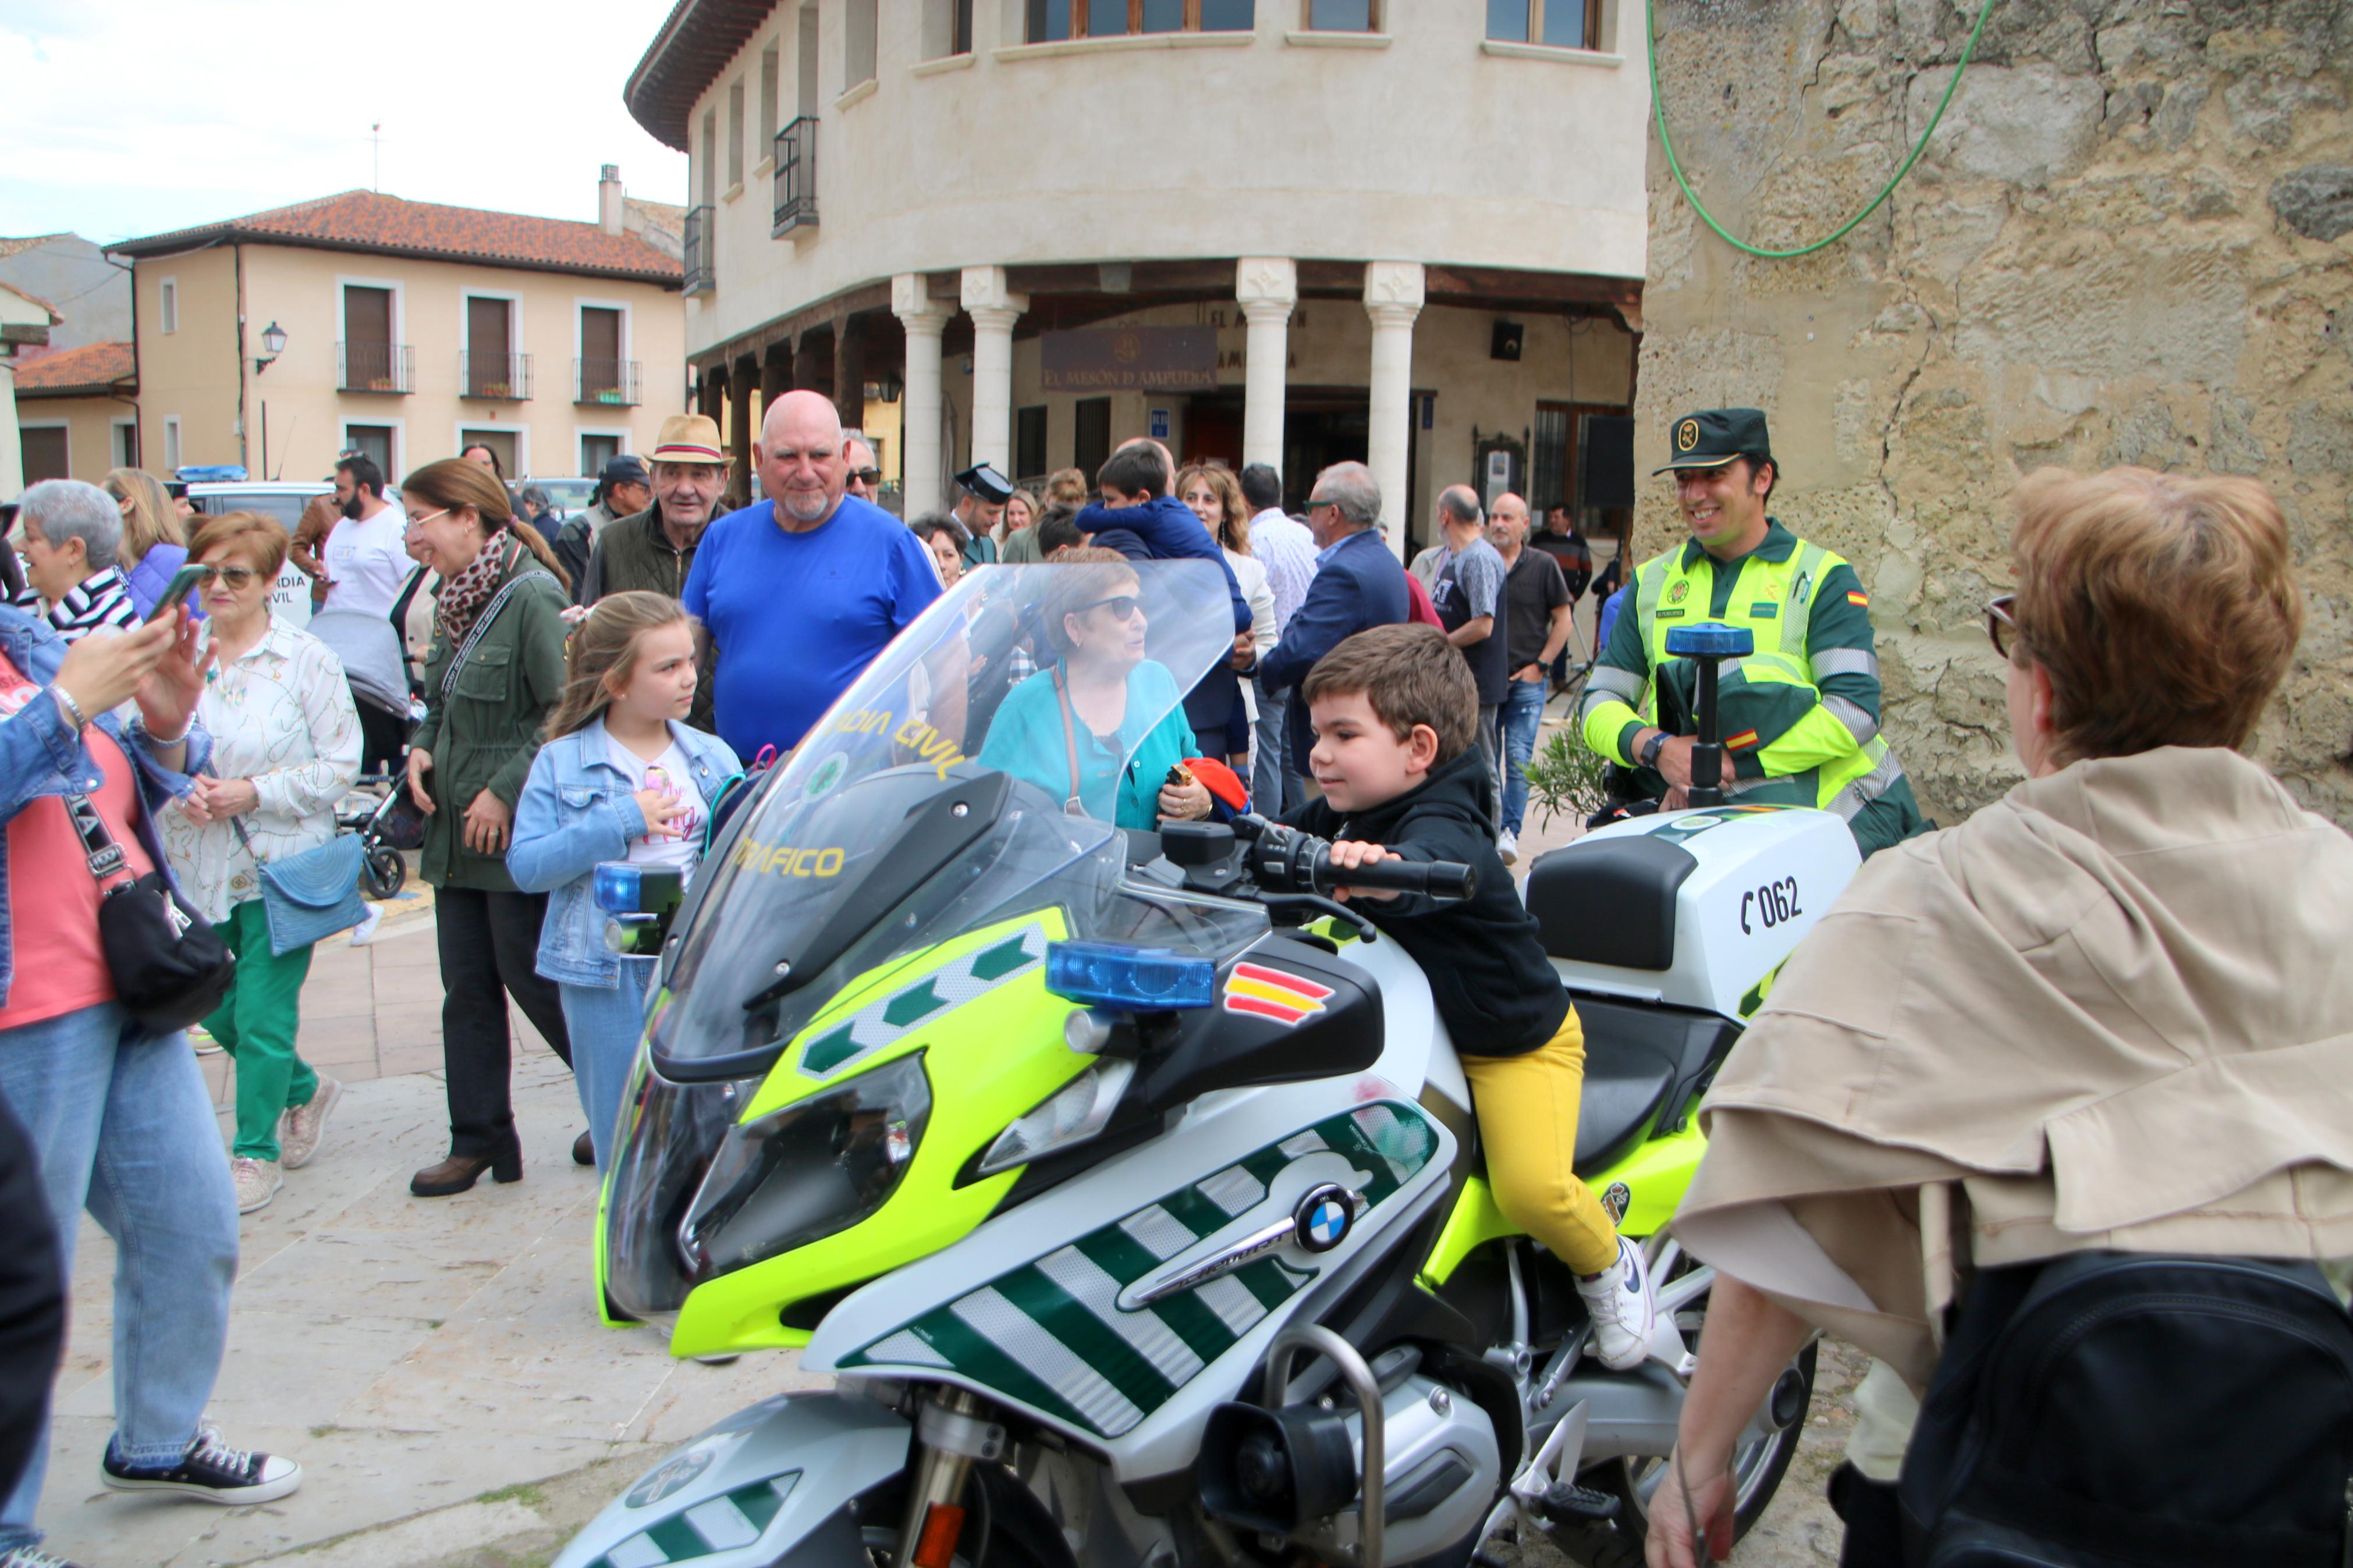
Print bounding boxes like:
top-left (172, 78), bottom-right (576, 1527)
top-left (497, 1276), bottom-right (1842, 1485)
top-left (507, 717), bottom-right (740, 987)
top-left (0, 607), bottom-right (212, 1009)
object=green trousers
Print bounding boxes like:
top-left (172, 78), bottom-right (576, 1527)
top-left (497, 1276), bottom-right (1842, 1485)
top-left (205, 898), bottom-right (318, 1161)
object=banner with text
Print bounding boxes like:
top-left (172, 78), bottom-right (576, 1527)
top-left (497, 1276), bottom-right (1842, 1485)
top-left (1040, 327), bottom-right (1218, 393)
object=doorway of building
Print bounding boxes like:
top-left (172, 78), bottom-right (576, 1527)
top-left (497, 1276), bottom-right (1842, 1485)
top-left (1183, 394), bottom-right (1244, 471)
top-left (1282, 390), bottom-right (1370, 514)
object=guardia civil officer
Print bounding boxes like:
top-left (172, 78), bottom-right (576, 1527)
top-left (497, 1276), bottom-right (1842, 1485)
top-left (1578, 408), bottom-right (1929, 855)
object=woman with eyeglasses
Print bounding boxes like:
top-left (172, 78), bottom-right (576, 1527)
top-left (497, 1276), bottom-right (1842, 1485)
top-left (1644, 468), bottom-right (2352, 1568)
top-left (398, 459), bottom-right (580, 1194)
top-left (159, 513), bottom-right (362, 1216)
top-left (975, 551), bottom-right (1212, 829)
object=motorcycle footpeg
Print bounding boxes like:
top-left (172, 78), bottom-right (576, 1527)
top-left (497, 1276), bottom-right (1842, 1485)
top-left (1535, 1480), bottom-right (1621, 1524)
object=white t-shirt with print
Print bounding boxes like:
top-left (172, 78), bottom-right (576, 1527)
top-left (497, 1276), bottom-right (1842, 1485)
top-left (322, 504), bottom-right (413, 620)
top-left (622, 739), bottom-right (710, 884)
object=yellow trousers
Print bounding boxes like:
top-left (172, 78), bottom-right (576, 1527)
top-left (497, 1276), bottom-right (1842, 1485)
top-left (1460, 1008), bottom-right (1623, 1277)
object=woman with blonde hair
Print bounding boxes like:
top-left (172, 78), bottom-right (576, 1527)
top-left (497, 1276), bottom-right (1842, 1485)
top-left (996, 487), bottom-right (1049, 564)
top-left (101, 468), bottom-right (194, 620)
top-left (1645, 467), bottom-right (2352, 1568)
top-left (1176, 463), bottom-right (1272, 775)
top-left (507, 593), bottom-right (739, 1168)
top-left (397, 458), bottom-right (579, 1194)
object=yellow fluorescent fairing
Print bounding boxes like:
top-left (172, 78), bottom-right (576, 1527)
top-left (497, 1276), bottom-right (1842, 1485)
top-left (671, 908), bottom-right (1086, 1356)
top-left (1418, 1115), bottom-right (1709, 1288)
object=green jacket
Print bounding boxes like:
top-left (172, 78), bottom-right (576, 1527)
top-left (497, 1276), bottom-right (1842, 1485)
top-left (411, 541), bottom-right (570, 891)
top-left (579, 504), bottom-right (716, 734)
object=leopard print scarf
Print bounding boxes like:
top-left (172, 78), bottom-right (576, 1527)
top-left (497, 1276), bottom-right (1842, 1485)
top-left (433, 534), bottom-right (519, 646)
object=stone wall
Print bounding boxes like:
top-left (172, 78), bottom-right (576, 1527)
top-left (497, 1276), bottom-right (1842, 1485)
top-left (1634, 0), bottom-right (2353, 823)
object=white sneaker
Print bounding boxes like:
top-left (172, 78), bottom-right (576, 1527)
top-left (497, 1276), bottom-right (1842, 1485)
top-left (1575, 1237), bottom-right (1660, 1371)
top-left (229, 1157), bottom-right (281, 1215)
top-left (1497, 829), bottom-right (1520, 866)
top-left (279, 1076), bottom-right (342, 1170)
top-left (187, 1024), bottom-right (222, 1057)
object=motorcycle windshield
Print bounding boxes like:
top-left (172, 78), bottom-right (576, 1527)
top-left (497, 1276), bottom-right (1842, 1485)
top-left (651, 557), bottom-right (1239, 1078)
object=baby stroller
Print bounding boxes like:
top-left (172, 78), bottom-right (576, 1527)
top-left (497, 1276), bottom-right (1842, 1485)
top-left (308, 609), bottom-right (419, 901)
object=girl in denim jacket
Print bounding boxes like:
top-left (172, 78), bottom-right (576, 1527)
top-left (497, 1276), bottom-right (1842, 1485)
top-left (508, 593), bottom-right (739, 1169)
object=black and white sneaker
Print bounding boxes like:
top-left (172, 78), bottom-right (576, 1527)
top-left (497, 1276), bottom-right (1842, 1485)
top-left (0, 1545), bottom-right (90, 1568)
top-left (100, 1426), bottom-right (302, 1505)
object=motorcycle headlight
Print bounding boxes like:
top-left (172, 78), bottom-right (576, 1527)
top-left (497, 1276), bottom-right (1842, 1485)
top-left (676, 1053), bottom-right (931, 1283)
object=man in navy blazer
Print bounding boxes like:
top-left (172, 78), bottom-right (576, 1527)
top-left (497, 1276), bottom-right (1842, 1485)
top-left (1256, 461), bottom-right (1411, 805)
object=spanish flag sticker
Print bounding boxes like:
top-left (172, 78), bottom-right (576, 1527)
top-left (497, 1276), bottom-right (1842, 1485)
top-left (1726, 729), bottom-right (1761, 750)
top-left (1847, 591), bottom-right (1869, 606)
top-left (1225, 963), bottom-right (1334, 1026)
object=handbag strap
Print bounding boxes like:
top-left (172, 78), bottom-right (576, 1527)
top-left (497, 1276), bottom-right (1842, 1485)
top-left (64, 791), bottom-right (132, 886)
top-left (438, 563), bottom-right (546, 702)
top-left (1050, 664), bottom-right (1085, 817)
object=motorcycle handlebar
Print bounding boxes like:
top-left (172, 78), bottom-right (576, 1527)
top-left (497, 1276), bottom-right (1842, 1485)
top-left (1309, 851), bottom-right (1478, 902)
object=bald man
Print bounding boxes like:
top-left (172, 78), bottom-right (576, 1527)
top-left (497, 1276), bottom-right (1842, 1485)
top-left (682, 390), bottom-right (945, 757)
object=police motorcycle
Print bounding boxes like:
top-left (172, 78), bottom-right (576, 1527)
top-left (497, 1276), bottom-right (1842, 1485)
top-left (559, 561), bottom-right (1858, 1568)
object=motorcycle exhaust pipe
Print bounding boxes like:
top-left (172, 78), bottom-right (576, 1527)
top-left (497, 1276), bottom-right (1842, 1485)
top-left (1197, 1325), bottom-right (1386, 1568)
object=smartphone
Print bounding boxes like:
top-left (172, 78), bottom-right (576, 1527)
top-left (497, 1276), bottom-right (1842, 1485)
top-left (147, 563), bottom-right (211, 621)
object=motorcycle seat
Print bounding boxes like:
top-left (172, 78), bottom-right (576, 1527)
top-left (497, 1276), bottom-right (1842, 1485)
top-left (1525, 834), bottom-right (1697, 972)
top-left (1571, 1032), bottom-right (1679, 1178)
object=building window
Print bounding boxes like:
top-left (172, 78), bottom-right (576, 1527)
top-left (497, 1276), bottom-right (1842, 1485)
top-left (700, 109), bottom-right (718, 208)
top-left (113, 420), bottom-right (139, 468)
top-left (797, 4), bottom-right (820, 114)
top-left (1074, 397), bottom-right (1112, 479)
top-left (925, 0), bottom-right (976, 55)
top-left (1016, 405), bottom-right (1048, 482)
top-left (158, 278), bottom-right (178, 336)
top-left (164, 415), bottom-right (182, 470)
top-left (464, 296), bottom-right (528, 399)
top-left (1031, 0), bottom-right (1251, 38)
top-left (459, 429), bottom-right (519, 475)
top-left (577, 306), bottom-right (637, 404)
top-left (340, 283), bottom-right (410, 393)
top-left (727, 77), bottom-right (746, 188)
top-left (1304, 0), bottom-right (1375, 29)
top-left (1488, 0), bottom-right (1598, 47)
top-left (581, 431), bottom-right (622, 476)
top-left (19, 426), bottom-right (68, 485)
top-left (344, 423), bottom-right (395, 476)
top-left (954, 0), bottom-right (975, 51)
top-left (760, 42), bottom-right (780, 145)
top-left (846, 0), bottom-right (878, 86)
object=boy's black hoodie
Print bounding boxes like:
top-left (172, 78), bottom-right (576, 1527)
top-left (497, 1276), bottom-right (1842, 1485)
top-left (1283, 746), bottom-right (1568, 1057)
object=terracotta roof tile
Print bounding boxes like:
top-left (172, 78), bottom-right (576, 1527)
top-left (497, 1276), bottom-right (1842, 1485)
top-left (14, 339), bottom-right (134, 396)
top-left (112, 191), bottom-right (683, 287)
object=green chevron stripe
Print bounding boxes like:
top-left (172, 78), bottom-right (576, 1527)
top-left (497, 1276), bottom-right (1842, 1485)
top-left (1233, 1257), bottom-right (1305, 1311)
top-left (994, 1266), bottom-right (1180, 1411)
top-left (1071, 1225), bottom-right (1161, 1286)
top-left (645, 1514), bottom-right (704, 1559)
top-left (902, 1313), bottom-right (1092, 1432)
top-left (1158, 1185), bottom-right (1240, 1239)
top-left (731, 1478), bottom-right (789, 1534)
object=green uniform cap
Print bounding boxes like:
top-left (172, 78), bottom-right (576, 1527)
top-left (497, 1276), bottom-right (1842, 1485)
top-left (1654, 407), bottom-right (1773, 475)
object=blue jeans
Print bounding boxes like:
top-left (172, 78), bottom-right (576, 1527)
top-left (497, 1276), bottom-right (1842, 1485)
top-left (1500, 677), bottom-right (1548, 837)
top-left (559, 957), bottom-right (654, 1171)
top-left (0, 1001), bottom-right (239, 1546)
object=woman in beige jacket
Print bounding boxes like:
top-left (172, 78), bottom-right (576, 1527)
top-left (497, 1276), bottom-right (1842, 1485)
top-left (1646, 467), bottom-right (2352, 1566)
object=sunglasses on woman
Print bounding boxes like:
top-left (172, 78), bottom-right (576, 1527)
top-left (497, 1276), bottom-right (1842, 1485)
top-left (196, 564), bottom-right (265, 588)
top-left (1076, 594), bottom-right (1145, 622)
top-left (1986, 594), bottom-right (2021, 660)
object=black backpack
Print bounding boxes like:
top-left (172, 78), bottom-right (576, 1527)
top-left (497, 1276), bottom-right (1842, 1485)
top-left (1898, 1251), bottom-right (2353, 1567)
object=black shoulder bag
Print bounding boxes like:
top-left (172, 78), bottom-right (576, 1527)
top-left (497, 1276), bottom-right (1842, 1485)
top-left (65, 788), bottom-right (235, 1033)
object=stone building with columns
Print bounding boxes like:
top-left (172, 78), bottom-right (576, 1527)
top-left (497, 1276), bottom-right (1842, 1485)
top-left (626, 0), bottom-right (1649, 558)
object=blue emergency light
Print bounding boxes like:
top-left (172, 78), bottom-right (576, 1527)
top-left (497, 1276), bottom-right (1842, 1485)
top-left (1045, 941), bottom-right (1216, 1011)
top-left (594, 861), bottom-right (655, 915)
top-left (1665, 622), bottom-right (1755, 659)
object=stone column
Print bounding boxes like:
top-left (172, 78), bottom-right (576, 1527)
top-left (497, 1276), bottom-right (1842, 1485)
top-left (960, 265), bottom-right (1029, 475)
top-left (729, 352), bottom-right (757, 508)
top-left (893, 273), bottom-right (953, 516)
top-left (1236, 258), bottom-right (1297, 474)
top-left (1362, 261), bottom-right (1425, 562)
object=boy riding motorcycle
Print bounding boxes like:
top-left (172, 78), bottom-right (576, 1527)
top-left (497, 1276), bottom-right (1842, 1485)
top-left (1284, 623), bottom-right (1663, 1368)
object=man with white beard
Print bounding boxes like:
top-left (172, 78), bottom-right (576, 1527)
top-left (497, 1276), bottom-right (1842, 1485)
top-left (682, 391), bottom-right (944, 760)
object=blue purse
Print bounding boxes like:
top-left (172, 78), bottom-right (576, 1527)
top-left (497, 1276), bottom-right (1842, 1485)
top-left (232, 818), bottom-right (370, 957)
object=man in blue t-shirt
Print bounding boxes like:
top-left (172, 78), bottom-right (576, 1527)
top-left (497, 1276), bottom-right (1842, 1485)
top-left (682, 390), bottom-right (945, 759)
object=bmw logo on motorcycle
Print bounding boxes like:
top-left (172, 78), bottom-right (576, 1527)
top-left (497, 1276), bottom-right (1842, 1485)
top-left (1294, 1183), bottom-right (1354, 1252)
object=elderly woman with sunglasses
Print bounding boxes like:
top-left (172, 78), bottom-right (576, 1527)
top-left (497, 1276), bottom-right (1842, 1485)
top-left (975, 550), bottom-right (1212, 830)
top-left (159, 512), bottom-right (361, 1215)
top-left (1644, 467), bottom-right (2353, 1568)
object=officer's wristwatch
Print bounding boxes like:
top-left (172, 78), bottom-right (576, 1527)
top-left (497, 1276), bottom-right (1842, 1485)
top-left (1638, 730), bottom-right (1670, 771)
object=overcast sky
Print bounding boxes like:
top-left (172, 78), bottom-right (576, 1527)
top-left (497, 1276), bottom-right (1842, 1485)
top-left (1, 0), bottom-right (691, 244)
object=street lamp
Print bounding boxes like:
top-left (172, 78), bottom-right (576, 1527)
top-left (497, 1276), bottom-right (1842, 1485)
top-left (254, 321), bottom-right (287, 375)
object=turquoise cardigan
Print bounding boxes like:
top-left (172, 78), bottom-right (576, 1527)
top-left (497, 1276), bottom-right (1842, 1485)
top-left (976, 659), bottom-right (1194, 829)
